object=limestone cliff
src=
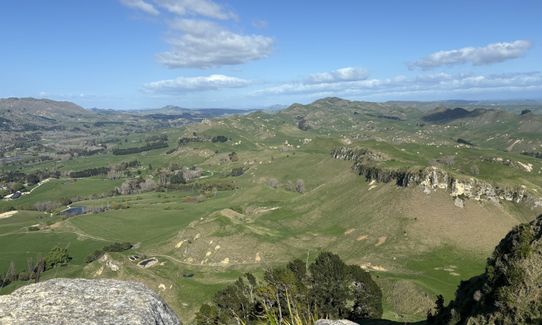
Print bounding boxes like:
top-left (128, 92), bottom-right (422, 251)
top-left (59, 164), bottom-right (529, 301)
top-left (0, 278), bottom-right (181, 325)
top-left (332, 147), bottom-right (542, 208)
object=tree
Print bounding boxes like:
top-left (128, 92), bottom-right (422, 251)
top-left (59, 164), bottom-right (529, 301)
top-left (139, 178), bottom-right (157, 192)
top-left (285, 180), bottom-right (295, 192)
top-left (103, 242), bottom-right (132, 252)
top-left (262, 267), bottom-right (303, 322)
top-left (85, 250), bottom-right (105, 263)
top-left (287, 258), bottom-right (307, 283)
top-left (212, 273), bottom-right (257, 324)
top-left (212, 135), bottom-right (228, 143)
top-left (348, 265), bottom-right (383, 320)
top-left (426, 294), bottom-right (450, 324)
top-left (231, 167), bottom-right (244, 177)
top-left (228, 152), bottom-right (239, 162)
top-left (195, 304), bottom-right (221, 325)
top-left (309, 252), bottom-right (351, 318)
top-left (44, 246), bottom-right (71, 270)
top-left (26, 174), bottom-right (40, 185)
top-left (267, 178), bottom-right (280, 189)
top-left (5, 261), bottom-right (17, 283)
top-left (34, 257), bottom-right (45, 283)
top-left (295, 179), bottom-right (305, 193)
top-left (18, 272), bottom-right (30, 281)
top-left (470, 164), bottom-right (480, 176)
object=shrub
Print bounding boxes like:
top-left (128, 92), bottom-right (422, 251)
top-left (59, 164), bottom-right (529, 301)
top-left (85, 250), bottom-right (105, 263)
top-left (267, 178), bottom-right (280, 189)
top-left (44, 246), bottom-right (71, 270)
top-left (295, 179), bottom-right (305, 193)
top-left (211, 135), bottom-right (228, 143)
top-left (17, 272), bottom-right (30, 281)
top-left (228, 152), bottom-right (239, 162)
top-left (103, 242), bottom-right (132, 252)
top-left (230, 167), bottom-right (244, 177)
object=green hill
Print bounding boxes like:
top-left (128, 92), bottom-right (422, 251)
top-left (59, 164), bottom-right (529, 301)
top-left (1, 97), bottom-right (542, 322)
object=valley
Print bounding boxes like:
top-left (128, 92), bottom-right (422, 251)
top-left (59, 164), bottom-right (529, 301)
top-left (1, 97), bottom-right (541, 323)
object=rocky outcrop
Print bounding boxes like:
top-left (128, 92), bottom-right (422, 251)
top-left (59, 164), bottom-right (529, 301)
top-left (331, 147), bottom-right (386, 162)
top-left (0, 278), bottom-right (181, 325)
top-left (332, 147), bottom-right (542, 208)
top-left (428, 214), bottom-right (542, 324)
top-left (315, 320), bottom-right (359, 325)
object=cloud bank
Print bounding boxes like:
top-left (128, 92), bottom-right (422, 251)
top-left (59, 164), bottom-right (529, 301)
top-left (409, 40), bottom-right (532, 70)
top-left (153, 0), bottom-right (236, 20)
top-left (256, 70), bottom-right (542, 98)
top-left (144, 74), bottom-right (250, 93)
top-left (119, 0), bottom-right (159, 16)
top-left (305, 67), bottom-right (368, 84)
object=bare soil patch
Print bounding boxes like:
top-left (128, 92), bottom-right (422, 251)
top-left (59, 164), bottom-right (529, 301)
top-left (0, 211), bottom-right (18, 220)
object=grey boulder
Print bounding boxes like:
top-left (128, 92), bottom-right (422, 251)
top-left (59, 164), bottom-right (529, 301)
top-left (0, 278), bottom-right (181, 325)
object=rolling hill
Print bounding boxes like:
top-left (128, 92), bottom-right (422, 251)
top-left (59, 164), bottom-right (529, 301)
top-left (1, 97), bottom-right (542, 322)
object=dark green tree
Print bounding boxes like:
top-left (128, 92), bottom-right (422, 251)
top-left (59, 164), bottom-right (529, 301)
top-left (195, 303), bottom-right (221, 325)
top-left (44, 246), bottom-right (71, 270)
top-left (348, 265), bottom-right (383, 320)
top-left (309, 252), bottom-right (351, 318)
top-left (196, 252), bottom-right (383, 324)
top-left (209, 273), bottom-right (258, 324)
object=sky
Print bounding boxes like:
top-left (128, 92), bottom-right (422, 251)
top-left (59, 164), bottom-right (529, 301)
top-left (1, 0), bottom-right (541, 109)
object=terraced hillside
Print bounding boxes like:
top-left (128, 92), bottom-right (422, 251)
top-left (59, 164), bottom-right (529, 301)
top-left (1, 97), bottom-right (541, 323)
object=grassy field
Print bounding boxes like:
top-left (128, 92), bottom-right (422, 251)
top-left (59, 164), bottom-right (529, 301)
top-left (1, 105), bottom-right (541, 323)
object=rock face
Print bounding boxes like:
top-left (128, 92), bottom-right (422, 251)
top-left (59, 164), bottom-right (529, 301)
top-left (0, 278), bottom-right (181, 325)
top-left (332, 147), bottom-right (542, 208)
top-left (315, 320), bottom-right (359, 325)
top-left (429, 214), bottom-right (542, 324)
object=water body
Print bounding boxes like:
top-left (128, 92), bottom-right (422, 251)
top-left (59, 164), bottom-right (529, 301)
top-left (61, 206), bottom-right (86, 217)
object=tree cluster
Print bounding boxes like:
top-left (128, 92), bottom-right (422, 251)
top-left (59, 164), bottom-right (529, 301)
top-left (178, 134), bottom-right (229, 146)
top-left (267, 178), bottom-right (305, 193)
top-left (69, 166), bottom-right (110, 178)
top-left (1, 246), bottom-right (71, 288)
top-left (112, 137), bottom-right (169, 155)
top-left (116, 178), bottom-right (157, 195)
top-left (195, 252), bottom-right (382, 325)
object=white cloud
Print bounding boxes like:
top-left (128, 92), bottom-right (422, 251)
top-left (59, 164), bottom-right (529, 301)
top-left (409, 40), bottom-right (532, 70)
top-left (119, 0), bottom-right (272, 69)
top-left (305, 67), bottom-right (368, 84)
top-left (157, 19), bottom-right (273, 68)
top-left (153, 0), bottom-right (236, 20)
top-left (144, 74), bottom-right (250, 93)
top-left (255, 71), bottom-right (542, 98)
top-left (120, 0), bottom-right (159, 16)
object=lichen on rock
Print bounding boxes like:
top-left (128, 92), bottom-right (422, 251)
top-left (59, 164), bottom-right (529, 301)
top-left (0, 278), bottom-right (181, 325)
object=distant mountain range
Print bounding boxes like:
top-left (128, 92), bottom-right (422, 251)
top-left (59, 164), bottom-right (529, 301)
top-left (1, 96), bottom-right (540, 134)
top-left (0, 98), bottom-right (267, 131)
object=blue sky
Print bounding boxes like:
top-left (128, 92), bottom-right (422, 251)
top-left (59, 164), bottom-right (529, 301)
top-left (1, 0), bottom-right (541, 109)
